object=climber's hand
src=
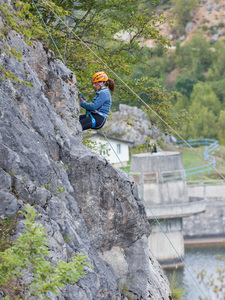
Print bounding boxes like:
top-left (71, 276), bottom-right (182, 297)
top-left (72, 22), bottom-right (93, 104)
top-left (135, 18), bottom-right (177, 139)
top-left (78, 93), bottom-right (85, 103)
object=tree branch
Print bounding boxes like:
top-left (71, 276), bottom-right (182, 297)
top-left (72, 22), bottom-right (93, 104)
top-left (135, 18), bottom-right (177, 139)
top-left (79, 0), bottom-right (107, 40)
top-left (73, 5), bottom-right (93, 31)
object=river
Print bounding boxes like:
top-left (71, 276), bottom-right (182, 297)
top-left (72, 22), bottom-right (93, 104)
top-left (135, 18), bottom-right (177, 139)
top-left (165, 244), bottom-right (225, 300)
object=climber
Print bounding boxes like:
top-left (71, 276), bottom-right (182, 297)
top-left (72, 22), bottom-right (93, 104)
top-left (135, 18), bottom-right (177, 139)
top-left (79, 71), bottom-right (115, 131)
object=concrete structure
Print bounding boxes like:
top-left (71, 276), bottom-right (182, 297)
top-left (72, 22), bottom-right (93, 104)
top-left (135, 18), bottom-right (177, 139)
top-left (130, 151), bottom-right (206, 266)
top-left (183, 182), bottom-right (225, 240)
top-left (187, 181), bottom-right (225, 199)
top-left (86, 133), bottom-right (133, 165)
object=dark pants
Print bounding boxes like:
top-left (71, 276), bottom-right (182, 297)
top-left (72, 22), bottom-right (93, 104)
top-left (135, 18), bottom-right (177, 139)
top-left (79, 113), bottom-right (106, 131)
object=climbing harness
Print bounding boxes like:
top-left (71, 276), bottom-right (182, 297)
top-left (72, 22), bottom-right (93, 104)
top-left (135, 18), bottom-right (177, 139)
top-left (78, 93), bottom-right (96, 128)
top-left (31, 3), bottom-right (212, 298)
top-left (78, 91), bottom-right (98, 129)
top-left (83, 82), bottom-right (108, 129)
top-left (86, 111), bottom-right (96, 128)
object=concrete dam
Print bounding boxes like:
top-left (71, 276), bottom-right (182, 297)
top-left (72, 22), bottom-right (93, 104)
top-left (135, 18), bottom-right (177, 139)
top-left (130, 151), bottom-right (206, 266)
top-left (184, 182), bottom-right (225, 241)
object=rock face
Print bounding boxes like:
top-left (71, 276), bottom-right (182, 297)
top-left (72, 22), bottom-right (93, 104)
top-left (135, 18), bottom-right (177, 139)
top-left (185, 22), bottom-right (194, 34)
top-left (104, 104), bottom-right (176, 147)
top-left (0, 17), bottom-right (171, 300)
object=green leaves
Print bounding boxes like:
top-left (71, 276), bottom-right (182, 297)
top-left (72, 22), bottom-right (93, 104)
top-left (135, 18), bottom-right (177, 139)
top-left (171, 0), bottom-right (198, 34)
top-left (10, 0), bottom-right (173, 102)
top-left (0, 0), bottom-right (68, 84)
top-left (0, 0), bottom-right (187, 145)
top-left (0, 205), bottom-right (92, 299)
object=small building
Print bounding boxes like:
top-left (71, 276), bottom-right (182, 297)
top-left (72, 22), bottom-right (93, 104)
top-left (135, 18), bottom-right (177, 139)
top-left (86, 133), bottom-right (133, 166)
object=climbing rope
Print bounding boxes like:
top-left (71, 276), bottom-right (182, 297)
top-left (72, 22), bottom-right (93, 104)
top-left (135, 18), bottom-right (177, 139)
top-left (31, 3), bottom-right (210, 298)
top-left (31, 0), bottom-right (66, 65)
top-left (31, 0), bottom-right (83, 96)
top-left (42, 0), bottom-right (225, 180)
top-left (100, 129), bottom-right (208, 299)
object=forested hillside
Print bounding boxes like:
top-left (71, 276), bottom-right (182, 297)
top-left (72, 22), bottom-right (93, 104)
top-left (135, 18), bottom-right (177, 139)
top-left (132, 0), bottom-right (225, 144)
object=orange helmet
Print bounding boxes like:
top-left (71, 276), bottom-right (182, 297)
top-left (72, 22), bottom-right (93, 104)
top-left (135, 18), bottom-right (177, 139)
top-left (92, 72), bottom-right (108, 83)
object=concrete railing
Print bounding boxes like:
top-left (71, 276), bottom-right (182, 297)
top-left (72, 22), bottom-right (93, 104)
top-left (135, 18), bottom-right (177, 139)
top-left (145, 199), bottom-right (206, 219)
top-left (187, 183), bottom-right (225, 199)
top-left (187, 179), bottom-right (225, 185)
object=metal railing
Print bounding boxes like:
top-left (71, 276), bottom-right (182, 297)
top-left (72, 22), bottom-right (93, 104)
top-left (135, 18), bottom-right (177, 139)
top-left (176, 139), bottom-right (220, 179)
top-left (176, 138), bottom-right (218, 147)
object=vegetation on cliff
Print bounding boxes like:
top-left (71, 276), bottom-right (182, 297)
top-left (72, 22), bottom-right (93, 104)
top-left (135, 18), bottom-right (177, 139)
top-left (0, 0), bottom-right (191, 146)
top-left (0, 205), bottom-right (91, 299)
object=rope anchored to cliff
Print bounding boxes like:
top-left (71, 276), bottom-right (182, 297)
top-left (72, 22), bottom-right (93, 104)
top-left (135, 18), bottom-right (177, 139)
top-left (31, 3), bottom-right (211, 299)
top-left (39, 0), bottom-right (225, 182)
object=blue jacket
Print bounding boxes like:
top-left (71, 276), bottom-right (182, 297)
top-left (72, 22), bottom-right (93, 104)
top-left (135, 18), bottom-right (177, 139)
top-left (80, 87), bottom-right (111, 118)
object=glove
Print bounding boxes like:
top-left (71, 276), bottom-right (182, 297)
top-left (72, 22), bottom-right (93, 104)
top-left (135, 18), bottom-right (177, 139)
top-left (78, 93), bottom-right (85, 102)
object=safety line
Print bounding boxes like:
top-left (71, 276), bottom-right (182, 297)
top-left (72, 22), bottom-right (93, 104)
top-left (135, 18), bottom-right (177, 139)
top-left (32, 0), bottom-right (211, 297)
top-left (43, 1), bottom-right (225, 181)
top-left (100, 129), bottom-right (208, 300)
top-left (31, 3), bottom-right (210, 298)
top-left (31, 0), bottom-right (66, 66)
top-left (31, 0), bottom-right (83, 96)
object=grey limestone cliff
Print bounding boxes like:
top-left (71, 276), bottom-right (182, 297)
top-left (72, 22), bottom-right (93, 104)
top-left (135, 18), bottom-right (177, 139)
top-left (104, 104), bottom-right (176, 147)
top-left (0, 16), bottom-right (171, 300)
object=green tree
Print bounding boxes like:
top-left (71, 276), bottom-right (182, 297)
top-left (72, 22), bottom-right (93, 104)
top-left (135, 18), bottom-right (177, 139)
top-left (217, 110), bottom-right (225, 145)
top-left (169, 40), bottom-right (192, 69)
top-left (189, 104), bottom-right (217, 139)
top-left (167, 34), bottom-right (214, 88)
top-left (178, 103), bottom-right (217, 140)
top-left (211, 78), bottom-right (225, 105)
top-left (169, 34), bottom-right (213, 80)
top-left (171, 0), bottom-right (198, 35)
top-left (174, 93), bottom-right (190, 112)
top-left (190, 82), bottom-right (221, 116)
top-left (177, 82), bottom-right (220, 139)
top-left (175, 77), bottom-right (197, 98)
top-left (194, 60), bottom-right (205, 81)
top-left (210, 40), bottom-right (225, 79)
top-left (189, 34), bottom-right (213, 71)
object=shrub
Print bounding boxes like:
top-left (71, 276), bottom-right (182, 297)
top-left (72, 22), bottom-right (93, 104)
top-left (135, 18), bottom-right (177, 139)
top-left (0, 215), bottom-right (17, 252)
top-left (168, 271), bottom-right (185, 300)
top-left (0, 205), bottom-right (92, 299)
top-left (218, 22), bottom-right (225, 28)
top-left (201, 25), bottom-right (208, 32)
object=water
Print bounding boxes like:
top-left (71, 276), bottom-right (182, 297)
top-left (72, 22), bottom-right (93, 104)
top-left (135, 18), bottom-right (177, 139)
top-left (165, 244), bottom-right (225, 300)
